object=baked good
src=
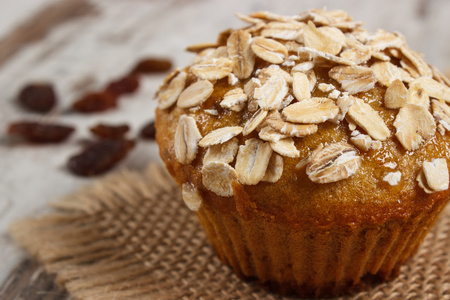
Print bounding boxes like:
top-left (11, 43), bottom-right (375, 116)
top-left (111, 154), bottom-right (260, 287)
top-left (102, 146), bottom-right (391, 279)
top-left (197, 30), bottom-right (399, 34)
top-left (155, 8), bottom-right (450, 297)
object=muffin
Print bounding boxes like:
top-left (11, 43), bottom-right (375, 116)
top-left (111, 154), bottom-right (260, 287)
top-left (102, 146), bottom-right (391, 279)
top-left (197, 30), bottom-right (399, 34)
top-left (155, 8), bottom-right (450, 297)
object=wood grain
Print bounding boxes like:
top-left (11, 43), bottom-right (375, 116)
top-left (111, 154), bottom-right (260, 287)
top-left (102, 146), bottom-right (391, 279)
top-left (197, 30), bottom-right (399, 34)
top-left (0, 259), bottom-right (69, 300)
top-left (0, 0), bottom-right (94, 67)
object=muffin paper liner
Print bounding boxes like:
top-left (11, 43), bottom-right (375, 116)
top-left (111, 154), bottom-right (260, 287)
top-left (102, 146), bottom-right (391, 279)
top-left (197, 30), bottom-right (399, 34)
top-left (197, 197), bottom-right (448, 298)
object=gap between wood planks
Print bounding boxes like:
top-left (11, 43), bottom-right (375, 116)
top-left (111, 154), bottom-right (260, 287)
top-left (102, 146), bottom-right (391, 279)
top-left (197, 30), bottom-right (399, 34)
top-left (0, 258), bottom-right (69, 300)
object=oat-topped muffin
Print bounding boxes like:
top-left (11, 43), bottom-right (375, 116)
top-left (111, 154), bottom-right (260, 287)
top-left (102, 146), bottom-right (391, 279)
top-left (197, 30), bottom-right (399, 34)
top-left (155, 8), bottom-right (450, 297)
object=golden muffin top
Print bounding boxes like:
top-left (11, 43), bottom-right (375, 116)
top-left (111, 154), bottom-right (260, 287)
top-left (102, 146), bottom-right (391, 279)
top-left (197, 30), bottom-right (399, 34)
top-left (155, 9), bottom-right (450, 216)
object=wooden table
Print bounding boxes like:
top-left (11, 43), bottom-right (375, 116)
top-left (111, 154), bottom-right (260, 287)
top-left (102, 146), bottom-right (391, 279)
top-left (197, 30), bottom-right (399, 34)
top-left (0, 0), bottom-right (449, 298)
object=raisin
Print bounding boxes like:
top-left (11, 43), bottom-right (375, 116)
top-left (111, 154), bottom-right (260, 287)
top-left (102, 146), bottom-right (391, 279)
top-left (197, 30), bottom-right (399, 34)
top-left (90, 123), bottom-right (130, 139)
top-left (106, 74), bottom-right (140, 96)
top-left (131, 58), bottom-right (172, 74)
top-left (139, 121), bottom-right (156, 140)
top-left (68, 139), bottom-right (135, 176)
top-left (8, 121), bottom-right (75, 143)
top-left (18, 83), bottom-right (56, 113)
top-left (72, 91), bottom-right (117, 113)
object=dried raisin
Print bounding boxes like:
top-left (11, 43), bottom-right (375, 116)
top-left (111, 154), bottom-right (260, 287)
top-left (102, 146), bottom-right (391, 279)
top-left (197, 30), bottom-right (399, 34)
top-left (72, 91), bottom-right (117, 113)
top-left (68, 139), bottom-right (135, 176)
top-left (90, 123), bottom-right (130, 139)
top-left (139, 121), bottom-right (156, 140)
top-left (131, 58), bottom-right (172, 74)
top-left (106, 74), bottom-right (139, 96)
top-left (18, 83), bottom-right (56, 113)
top-left (8, 121), bottom-right (74, 143)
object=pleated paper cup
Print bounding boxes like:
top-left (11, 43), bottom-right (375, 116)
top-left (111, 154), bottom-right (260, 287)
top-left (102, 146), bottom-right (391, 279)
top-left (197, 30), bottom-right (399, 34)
top-left (195, 193), bottom-right (449, 298)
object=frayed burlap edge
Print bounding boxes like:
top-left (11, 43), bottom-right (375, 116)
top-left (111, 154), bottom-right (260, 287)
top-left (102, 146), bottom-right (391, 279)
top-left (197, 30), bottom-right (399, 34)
top-left (9, 164), bottom-right (450, 300)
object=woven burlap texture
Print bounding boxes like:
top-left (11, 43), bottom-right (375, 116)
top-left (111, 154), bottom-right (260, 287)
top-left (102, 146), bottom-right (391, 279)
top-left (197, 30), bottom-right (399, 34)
top-left (9, 164), bottom-right (450, 300)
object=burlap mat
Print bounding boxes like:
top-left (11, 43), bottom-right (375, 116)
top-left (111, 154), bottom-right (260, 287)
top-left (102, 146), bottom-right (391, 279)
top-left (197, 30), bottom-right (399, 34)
top-left (9, 164), bottom-right (450, 299)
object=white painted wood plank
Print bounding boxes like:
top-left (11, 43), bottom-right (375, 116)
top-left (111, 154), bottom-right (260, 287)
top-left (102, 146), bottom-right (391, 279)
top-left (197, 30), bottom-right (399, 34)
top-left (0, 0), bottom-right (56, 38)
